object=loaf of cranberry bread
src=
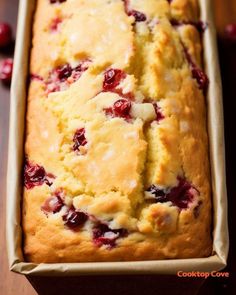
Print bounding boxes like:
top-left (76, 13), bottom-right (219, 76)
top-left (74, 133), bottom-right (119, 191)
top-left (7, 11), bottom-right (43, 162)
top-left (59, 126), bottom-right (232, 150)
top-left (23, 0), bottom-right (212, 262)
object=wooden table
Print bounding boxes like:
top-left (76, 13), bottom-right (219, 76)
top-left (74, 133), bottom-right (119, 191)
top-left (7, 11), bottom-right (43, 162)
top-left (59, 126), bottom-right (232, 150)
top-left (0, 1), bottom-right (235, 294)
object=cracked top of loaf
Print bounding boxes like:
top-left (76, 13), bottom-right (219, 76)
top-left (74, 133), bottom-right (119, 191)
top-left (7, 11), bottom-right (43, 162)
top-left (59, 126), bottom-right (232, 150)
top-left (23, 0), bottom-right (212, 262)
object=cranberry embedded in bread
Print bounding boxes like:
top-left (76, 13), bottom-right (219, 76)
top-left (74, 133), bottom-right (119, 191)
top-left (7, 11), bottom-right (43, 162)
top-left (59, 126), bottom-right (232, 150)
top-left (146, 177), bottom-right (199, 210)
top-left (104, 99), bottom-right (132, 120)
top-left (63, 207), bottom-right (88, 230)
top-left (24, 160), bottom-right (55, 189)
top-left (41, 192), bottom-right (64, 214)
top-left (182, 44), bottom-right (209, 91)
top-left (128, 10), bottom-right (147, 23)
top-left (93, 223), bottom-right (128, 248)
top-left (73, 128), bottom-right (87, 152)
top-left (49, 0), bottom-right (66, 4)
top-left (46, 61), bottom-right (91, 93)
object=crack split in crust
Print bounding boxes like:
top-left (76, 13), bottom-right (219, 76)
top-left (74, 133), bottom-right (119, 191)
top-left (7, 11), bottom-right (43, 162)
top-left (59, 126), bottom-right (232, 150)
top-left (23, 0), bottom-right (212, 263)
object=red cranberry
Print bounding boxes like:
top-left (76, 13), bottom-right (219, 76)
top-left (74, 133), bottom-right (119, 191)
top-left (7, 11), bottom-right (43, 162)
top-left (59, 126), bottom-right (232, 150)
top-left (50, 17), bottom-right (62, 32)
top-left (46, 80), bottom-right (60, 93)
top-left (128, 10), bottom-right (146, 22)
top-left (102, 68), bottom-right (133, 99)
top-left (24, 160), bottom-right (55, 189)
top-left (50, 0), bottom-right (66, 3)
top-left (46, 61), bottom-right (90, 94)
top-left (56, 64), bottom-right (72, 81)
top-left (46, 66), bottom-right (69, 93)
top-left (167, 177), bottom-right (197, 209)
top-left (182, 44), bottom-right (209, 91)
top-left (153, 103), bottom-right (164, 122)
top-left (104, 99), bottom-right (131, 120)
top-left (41, 191), bottom-right (64, 214)
top-left (103, 69), bottom-right (126, 92)
top-left (63, 207), bottom-right (88, 229)
top-left (192, 21), bottom-right (207, 33)
top-left (146, 177), bottom-right (199, 210)
top-left (73, 128), bottom-right (87, 152)
top-left (225, 24), bottom-right (236, 41)
top-left (191, 67), bottom-right (209, 91)
top-left (122, 0), bottom-right (129, 15)
top-left (93, 223), bottom-right (128, 248)
top-left (113, 99), bottom-right (131, 118)
top-left (146, 185), bottom-right (168, 203)
top-left (0, 58), bottom-right (13, 84)
top-left (0, 23), bottom-right (12, 48)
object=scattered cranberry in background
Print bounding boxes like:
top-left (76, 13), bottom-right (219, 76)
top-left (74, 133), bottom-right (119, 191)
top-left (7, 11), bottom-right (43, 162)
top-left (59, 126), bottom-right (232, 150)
top-left (0, 22), bottom-right (12, 48)
top-left (0, 58), bottom-right (13, 84)
top-left (225, 24), bottom-right (236, 41)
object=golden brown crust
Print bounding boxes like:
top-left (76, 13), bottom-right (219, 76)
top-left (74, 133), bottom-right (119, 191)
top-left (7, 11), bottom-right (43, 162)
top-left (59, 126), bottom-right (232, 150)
top-left (23, 0), bottom-right (212, 263)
